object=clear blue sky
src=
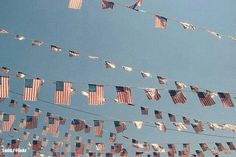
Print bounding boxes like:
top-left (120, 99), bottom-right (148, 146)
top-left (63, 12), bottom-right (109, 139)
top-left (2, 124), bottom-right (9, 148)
top-left (0, 0), bottom-right (236, 156)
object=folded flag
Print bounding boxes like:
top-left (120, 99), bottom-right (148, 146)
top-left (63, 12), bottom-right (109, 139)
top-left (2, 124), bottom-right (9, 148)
top-left (175, 81), bottom-right (187, 90)
top-left (207, 30), bottom-right (221, 39)
top-left (155, 15), bottom-right (167, 29)
top-left (102, 0), bottom-right (114, 9)
top-left (68, 0), bottom-right (83, 9)
top-left (114, 121), bottom-right (127, 133)
top-left (144, 88), bottom-right (161, 100)
top-left (168, 90), bottom-right (187, 104)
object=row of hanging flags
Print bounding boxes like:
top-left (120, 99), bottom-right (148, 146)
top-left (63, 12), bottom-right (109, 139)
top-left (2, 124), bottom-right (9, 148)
top-left (0, 28), bottom-right (235, 107)
top-left (1, 108), bottom-right (236, 157)
top-left (67, 0), bottom-right (236, 41)
top-left (2, 134), bottom-right (236, 157)
top-left (0, 73), bottom-right (234, 108)
top-left (4, 97), bottom-right (236, 135)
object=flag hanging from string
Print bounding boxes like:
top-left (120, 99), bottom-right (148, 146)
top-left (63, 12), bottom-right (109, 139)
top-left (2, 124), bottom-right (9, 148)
top-left (68, 0), bottom-right (83, 9)
top-left (168, 90), bottom-right (187, 104)
top-left (144, 88), bottom-right (161, 100)
top-left (0, 76), bottom-right (9, 98)
top-left (155, 15), bottom-right (167, 29)
top-left (115, 86), bottom-right (132, 104)
top-left (196, 92), bottom-right (215, 106)
top-left (23, 78), bottom-right (42, 101)
top-left (88, 84), bottom-right (105, 105)
top-left (218, 92), bottom-right (234, 107)
top-left (2, 113), bottom-right (15, 132)
top-left (102, 0), bottom-right (114, 9)
top-left (94, 120), bottom-right (104, 137)
top-left (55, 81), bottom-right (72, 105)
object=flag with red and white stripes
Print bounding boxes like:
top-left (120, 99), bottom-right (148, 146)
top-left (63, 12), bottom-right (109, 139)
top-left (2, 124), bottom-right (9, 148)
top-left (55, 81), bottom-right (72, 105)
top-left (197, 92), bottom-right (215, 106)
top-left (94, 120), bottom-right (104, 137)
top-left (88, 84), bottom-right (104, 105)
top-left (144, 88), bottom-right (161, 101)
top-left (116, 86), bottom-right (132, 104)
top-left (32, 140), bottom-right (42, 151)
top-left (0, 76), bottom-right (9, 98)
top-left (2, 114), bottom-right (15, 132)
top-left (23, 78), bottom-right (42, 101)
top-left (168, 90), bottom-right (187, 104)
top-left (26, 116), bottom-right (38, 129)
top-left (48, 117), bottom-right (60, 134)
top-left (68, 0), bottom-right (83, 9)
top-left (75, 142), bottom-right (85, 155)
top-left (218, 92), bottom-right (234, 108)
top-left (114, 121), bottom-right (127, 133)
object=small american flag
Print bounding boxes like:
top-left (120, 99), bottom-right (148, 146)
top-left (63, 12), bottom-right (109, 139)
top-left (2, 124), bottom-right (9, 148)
top-left (23, 78), bottom-right (42, 101)
top-left (96, 143), bottom-right (105, 153)
top-left (168, 90), bottom-right (187, 104)
top-left (114, 121), bottom-right (127, 133)
top-left (32, 40), bottom-right (43, 46)
top-left (34, 108), bottom-right (41, 118)
top-left (168, 113), bottom-right (176, 122)
top-left (136, 152), bottom-right (143, 157)
top-left (218, 92), bottom-right (234, 107)
top-left (102, 0), bottom-right (114, 9)
top-left (32, 140), bottom-right (42, 151)
top-left (68, 0), bottom-right (83, 9)
top-left (191, 123), bottom-right (204, 133)
top-left (70, 119), bottom-right (85, 132)
top-left (197, 92), bottom-right (215, 106)
top-left (199, 143), bottom-right (209, 151)
top-left (183, 144), bottom-right (190, 156)
top-left (88, 84), bottom-right (104, 105)
top-left (55, 81), bottom-right (72, 105)
top-left (11, 139), bottom-right (20, 149)
top-left (75, 143), bottom-right (85, 155)
top-left (153, 152), bottom-right (160, 157)
top-left (226, 142), bottom-right (236, 150)
top-left (182, 116), bottom-right (190, 125)
top-left (2, 114), bottom-right (15, 132)
top-left (141, 106), bottom-right (148, 115)
top-left (120, 148), bottom-right (128, 157)
top-left (48, 117), bottom-right (60, 134)
top-left (196, 150), bottom-right (204, 157)
top-left (155, 15), bottom-right (167, 29)
top-left (51, 45), bottom-right (62, 52)
top-left (144, 88), bottom-right (161, 100)
top-left (84, 124), bottom-right (90, 133)
top-left (64, 132), bottom-right (71, 142)
top-left (154, 110), bottom-right (163, 119)
top-left (168, 144), bottom-right (177, 155)
top-left (87, 139), bottom-right (94, 150)
top-left (190, 85), bottom-right (199, 92)
top-left (0, 76), bottom-right (9, 98)
top-left (26, 116), bottom-right (38, 129)
top-left (157, 76), bottom-right (167, 84)
top-left (215, 143), bottom-right (224, 151)
top-left (116, 86), bottom-right (132, 104)
top-left (109, 132), bottom-right (116, 143)
top-left (94, 120), bottom-right (104, 137)
top-left (9, 99), bottom-right (17, 108)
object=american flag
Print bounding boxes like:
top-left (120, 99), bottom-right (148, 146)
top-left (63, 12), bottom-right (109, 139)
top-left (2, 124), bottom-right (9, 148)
top-left (0, 76), bottom-right (9, 98)
top-left (182, 116), bottom-right (190, 125)
top-left (218, 92), bottom-right (234, 107)
top-left (106, 153), bottom-right (113, 157)
top-left (68, 0), bottom-right (83, 9)
top-left (34, 108), bottom-right (41, 118)
top-left (23, 78), bottom-right (42, 101)
top-left (191, 123), bottom-right (204, 133)
top-left (114, 121), bottom-right (127, 133)
top-left (65, 144), bottom-right (72, 153)
top-left (141, 106), bottom-right (148, 115)
top-left (0, 67), bottom-right (10, 73)
top-left (168, 90), bottom-right (187, 104)
top-left (21, 104), bottom-right (29, 113)
top-left (227, 142), bottom-right (236, 150)
top-left (88, 84), bottom-right (104, 105)
top-left (178, 151), bottom-right (185, 157)
top-left (21, 131), bottom-right (29, 140)
top-left (196, 150), bottom-right (204, 157)
top-left (190, 85), bottom-right (199, 92)
top-left (70, 119), bottom-right (85, 132)
top-left (154, 110), bottom-right (163, 119)
top-left (155, 122), bottom-right (167, 132)
top-left (116, 86), bottom-right (132, 104)
top-left (199, 143), bottom-right (209, 151)
top-left (48, 117), bottom-right (60, 134)
top-left (50, 45), bottom-right (62, 52)
top-left (157, 76), bottom-right (167, 84)
top-left (168, 113), bottom-right (176, 122)
top-left (215, 143), bottom-right (224, 151)
top-left (102, 0), bottom-right (114, 9)
top-left (84, 124), bottom-right (90, 133)
top-left (197, 92), bottom-right (215, 106)
top-left (128, 1), bottom-right (139, 11)
top-left (183, 144), bottom-right (190, 156)
top-left (55, 81), bottom-right (72, 105)
top-left (120, 148), bottom-right (128, 157)
top-left (94, 120), bottom-right (104, 137)
top-left (32, 40), bottom-right (43, 46)
top-left (109, 132), bottom-right (116, 142)
top-left (144, 88), bottom-right (161, 100)
top-left (11, 139), bottom-right (20, 149)
top-left (168, 144), bottom-right (177, 155)
top-left (2, 114), bottom-right (15, 132)
top-left (136, 152), bottom-right (143, 157)
top-left (26, 116), bottom-right (38, 129)
top-left (32, 140), bottom-right (42, 151)
top-left (75, 143), bottom-right (84, 155)
top-left (175, 81), bottom-right (187, 90)
top-left (64, 132), bottom-right (71, 142)
top-left (9, 99), bottom-right (17, 108)
top-left (153, 152), bottom-right (160, 157)
top-left (96, 143), bottom-right (105, 153)
top-left (155, 15), bottom-right (167, 29)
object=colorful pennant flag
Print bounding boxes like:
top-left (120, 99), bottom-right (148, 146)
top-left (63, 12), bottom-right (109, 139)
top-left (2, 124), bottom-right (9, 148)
top-left (144, 88), bottom-right (161, 100)
top-left (88, 84), bottom-right (105, 105)
top-left (155, 15), bottom-right (167, 29)
top-left (115, 86), bottom-right (132, 104)
top-left (0, 76), bottom-right (9, 98)
top-left (23, 78), bottom-right (42, 101)
top-left (168, 90), bottom-right (187, 104)
top-left (55, 81), bottom-right (72, 105)
top-left (68, 0), bottom-right (83, 9)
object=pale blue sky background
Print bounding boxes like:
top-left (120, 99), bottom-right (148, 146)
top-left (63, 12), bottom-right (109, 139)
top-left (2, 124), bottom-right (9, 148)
top-left (0, 0), bottom-right (236, 156)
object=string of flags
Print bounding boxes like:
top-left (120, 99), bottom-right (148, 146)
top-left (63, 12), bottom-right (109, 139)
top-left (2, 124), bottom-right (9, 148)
top-left (67, 0), bottom-right (236, 42)
top-left (0, 73), bottom-right (234, 109)
top-left (1, 27), bottom-right (235, 103)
